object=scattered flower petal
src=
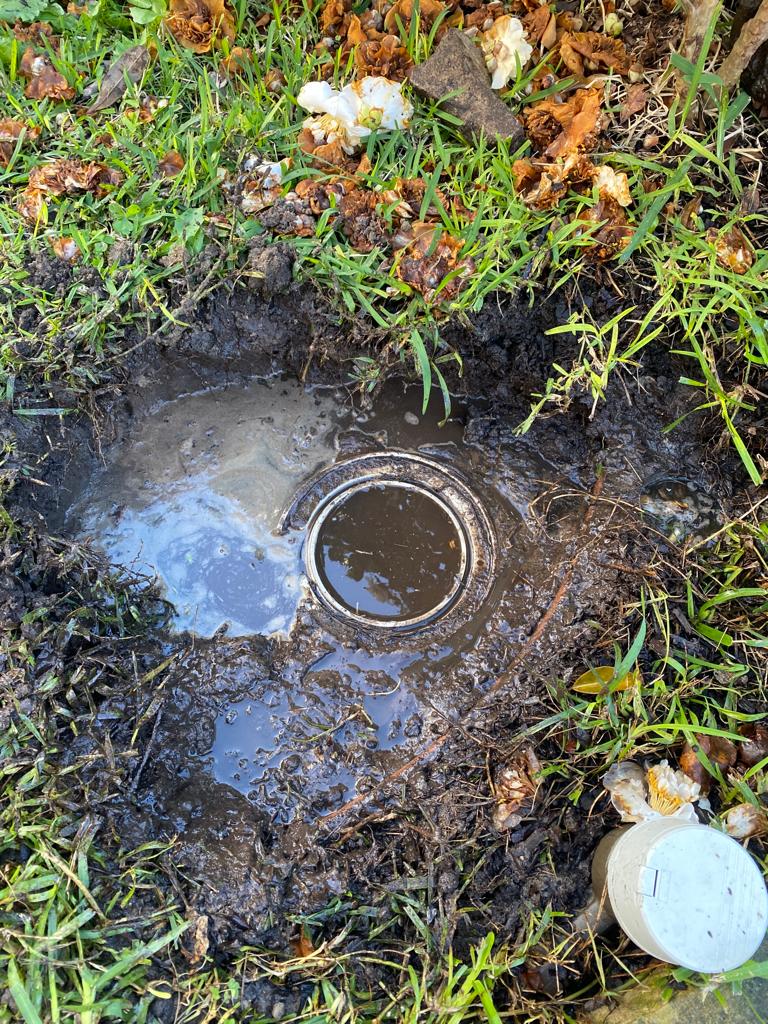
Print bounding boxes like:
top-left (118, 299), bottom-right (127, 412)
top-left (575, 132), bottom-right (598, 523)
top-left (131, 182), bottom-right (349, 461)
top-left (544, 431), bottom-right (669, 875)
top-left (164, 0), bottom-right (236, 54)
top-left (492, 746), bottom-right (541, 830)
top-left (297, 76), bottom-right (412, 155)
top-left (725, 803), bottom-right (768, 839)
top-left (157, 150), bottom-right (185, 177)
top-left (19, 47), bottom-right (75, 101)
top-left (480, 15), bottom-right (533, 90)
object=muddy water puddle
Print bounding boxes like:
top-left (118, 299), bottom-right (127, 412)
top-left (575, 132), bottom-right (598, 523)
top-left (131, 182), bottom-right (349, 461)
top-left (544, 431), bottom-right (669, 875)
top-left (65, 374), bottom-right (603, 836)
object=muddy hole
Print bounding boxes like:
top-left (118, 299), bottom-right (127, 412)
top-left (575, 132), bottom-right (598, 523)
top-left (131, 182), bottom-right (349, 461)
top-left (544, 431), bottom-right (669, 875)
top-left (59, 355), bottom-right (712, 927)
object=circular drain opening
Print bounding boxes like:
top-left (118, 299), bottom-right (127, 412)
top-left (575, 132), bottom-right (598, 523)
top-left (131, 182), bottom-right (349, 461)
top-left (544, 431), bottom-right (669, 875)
top-left (282, 451), bottom-right (497, 636)
top-left (308, 481), bottom-right (468, 629)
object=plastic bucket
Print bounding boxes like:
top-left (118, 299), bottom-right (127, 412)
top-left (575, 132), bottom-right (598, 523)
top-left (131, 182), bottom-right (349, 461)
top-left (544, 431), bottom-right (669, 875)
top-left (601, 817), bottom-right (768, 973)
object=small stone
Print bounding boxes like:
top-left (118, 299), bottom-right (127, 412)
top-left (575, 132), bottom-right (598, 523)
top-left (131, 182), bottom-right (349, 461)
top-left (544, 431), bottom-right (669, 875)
top-left (408, 30), bottom-right (525, 145)
top-left (404, 411), bottom-right (419, 425)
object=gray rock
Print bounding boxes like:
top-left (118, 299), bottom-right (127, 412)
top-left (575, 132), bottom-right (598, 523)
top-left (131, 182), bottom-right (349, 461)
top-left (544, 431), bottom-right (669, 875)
top-left (408, 30), bottom-right (525, 146)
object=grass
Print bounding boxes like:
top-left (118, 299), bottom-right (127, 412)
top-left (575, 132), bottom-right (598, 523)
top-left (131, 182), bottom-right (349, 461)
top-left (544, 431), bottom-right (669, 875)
top-left (1, 0), bottom-right (768, 1021)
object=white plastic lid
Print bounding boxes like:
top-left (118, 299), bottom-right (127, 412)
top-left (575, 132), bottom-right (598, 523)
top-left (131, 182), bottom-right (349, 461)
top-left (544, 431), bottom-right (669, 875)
top-left (606, 818), bottom-right (768, 973)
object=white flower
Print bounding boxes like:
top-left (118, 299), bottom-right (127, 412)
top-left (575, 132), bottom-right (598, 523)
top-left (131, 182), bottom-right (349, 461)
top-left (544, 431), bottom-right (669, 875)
top-left (480, 15), bottom-right (533, 91)
top-left (296, 77), bottom-right (412, 153)
top-left (603, 759), bottom-right (700, 823)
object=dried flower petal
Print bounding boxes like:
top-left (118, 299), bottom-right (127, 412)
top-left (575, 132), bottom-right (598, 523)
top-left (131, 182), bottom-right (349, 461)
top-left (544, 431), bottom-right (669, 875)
top-left (19, 47), bottom-right (75, 101)
top-left (725, 803), bottom-right (768, 840)
top-left (706, 226), bottom-right (755, 275)
top-left (157, 150), bottom-right (185, 178)
top-left (18, 159), bottom-right (122, 223)
top-left (164, 0), bottom-right (236, 54)
top-left (480, 15), bottom-right (533, 90)
top-left (51, 236), bottom-right (79, 262)
top-left (647, 760), bottom-right (700, 818)
top-left (559, 31), bottom-right (630, 77)
top-left (492, 747), bottom-right (541, 829)
top-left (603, 761), bottom-right (653, 822)
top-left (0, 119), bottom-right (40, 167)
top-left (297, 76), bottom-right (412, 155)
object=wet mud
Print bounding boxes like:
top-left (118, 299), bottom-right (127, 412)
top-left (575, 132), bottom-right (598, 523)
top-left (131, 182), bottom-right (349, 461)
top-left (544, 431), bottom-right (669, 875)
top-left (55, 336), bottom-right (725, 947)
top-left (7, 274), bottom-right (742, 991)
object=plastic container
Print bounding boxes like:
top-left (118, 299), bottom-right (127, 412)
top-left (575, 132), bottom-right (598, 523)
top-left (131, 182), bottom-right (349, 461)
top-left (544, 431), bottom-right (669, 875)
top-left (597, 817), bottom-right (768, 973)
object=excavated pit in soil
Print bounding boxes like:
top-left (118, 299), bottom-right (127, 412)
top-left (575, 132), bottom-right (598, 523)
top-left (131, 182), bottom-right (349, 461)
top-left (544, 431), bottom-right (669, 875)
top-left (51, 328), bottom-right (728, 949)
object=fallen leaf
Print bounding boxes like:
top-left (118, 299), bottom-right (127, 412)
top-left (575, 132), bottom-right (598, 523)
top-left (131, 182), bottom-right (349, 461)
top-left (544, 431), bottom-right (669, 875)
top-left (492, 746), bottom-right (541, 830)
top-left (572, 664), bottom-right (640, 694)
top-left (619, 82), bottom-right (648, 122)
top-left (19, 159), bottom-right (122, 223)
top-left (707, 225), bottom-right (754, 274)
top-left (0, 118), bottom-right (40, 166)
top-left (157, 150), bottom-right (185, 177)
top-left (559, 31), bottom-right (630, 76)
top-left (738, 723), bottom-right (768, 768)
top-left (725, 802), bottom-right (768, 839)
top-left (51, 236), bottom-right (79, 261)
top-left (164, 0), bottom-right (236, 53)
top-left (85, 45), bottom-right (150, 113)
top-left (19, 47), bottom-right (75, 101)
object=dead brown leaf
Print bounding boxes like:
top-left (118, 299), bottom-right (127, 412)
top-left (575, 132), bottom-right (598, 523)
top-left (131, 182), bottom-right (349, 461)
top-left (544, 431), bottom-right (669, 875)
top-left (707, 225), bottom-right (755, 274)
top-left (85, 45), bottom-right (150, 113)
top-left (0, 118), bottom-right (40, 167)
top-left (559, 30), bottom-right (630, 76)
top-left (136, 94), bottom-right (169, 122)
top-left (50, 236), bottom-right (79, 262)
top-left (19, 47), bottom-right (75, 101)
top-left (164, 0), bottom-right (236, 53)
top-left (157, 150), bottom-right (185, 178)
top-left (294, 177), bottom-right (354, 214)
top-left (492, 747), bottom-right (541, 830)
top-left (19, 159), bottom-right (122, 223)
top-left (619, 82), bottom-right (648, 121)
